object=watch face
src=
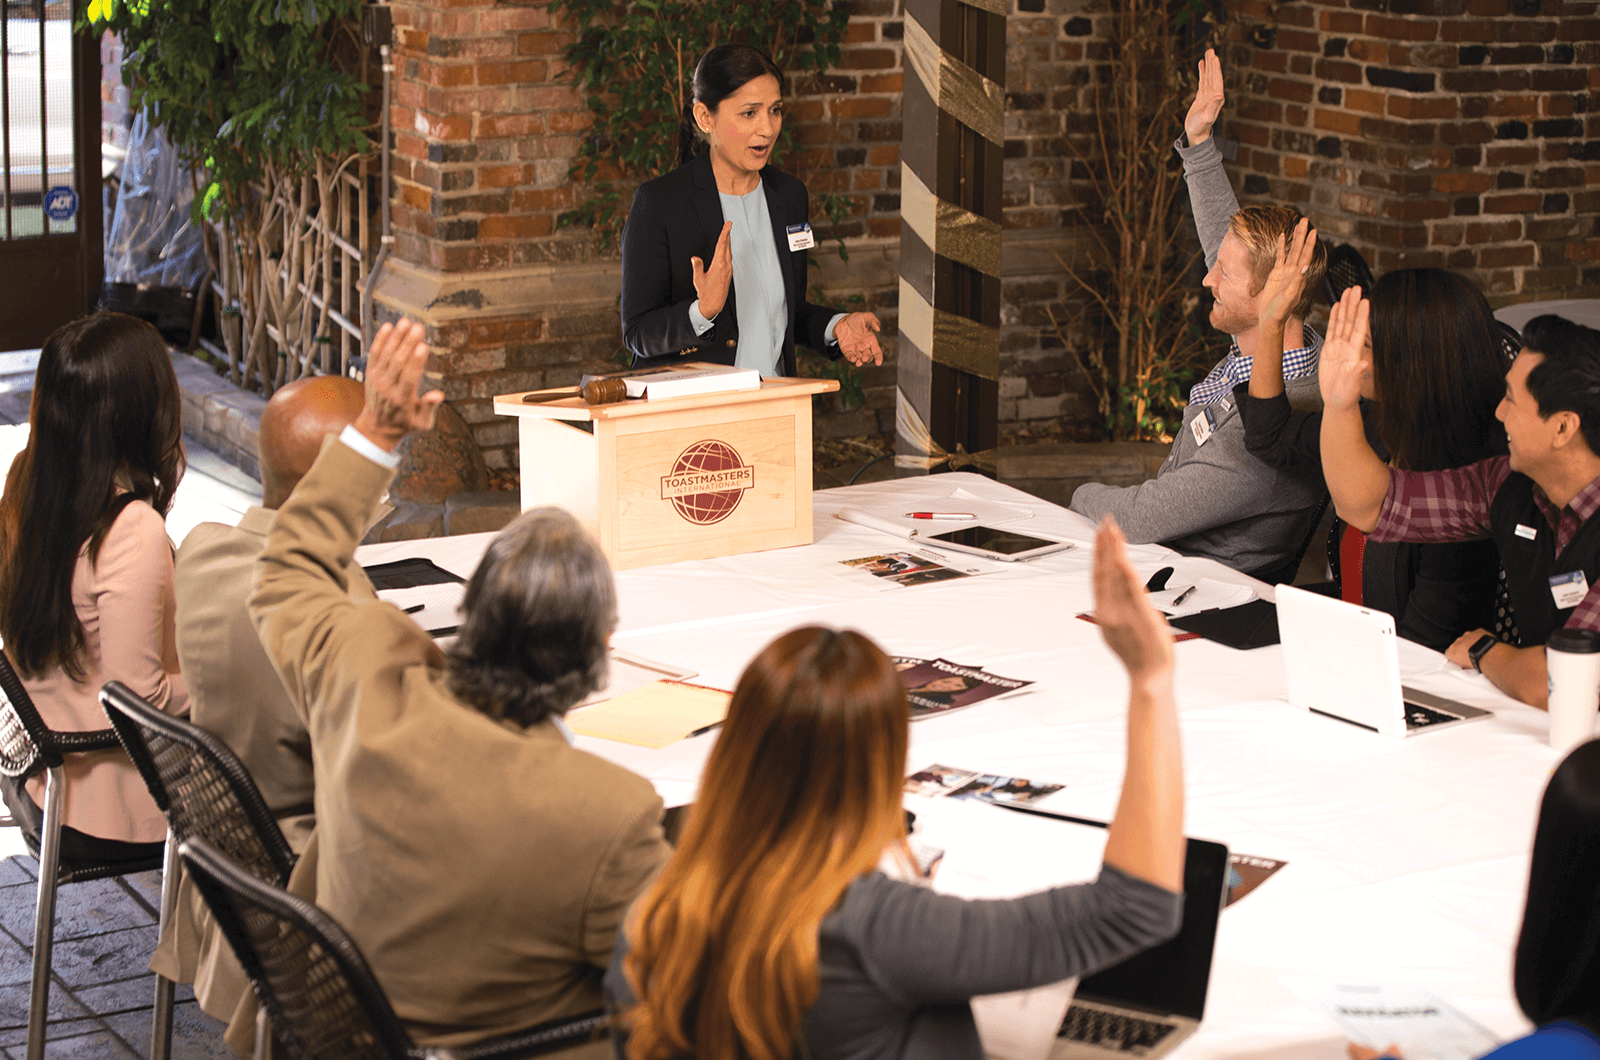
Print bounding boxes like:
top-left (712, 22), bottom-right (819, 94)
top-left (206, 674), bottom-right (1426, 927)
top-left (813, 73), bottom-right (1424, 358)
top-left (1469, 635), bottom-right (1497, 669)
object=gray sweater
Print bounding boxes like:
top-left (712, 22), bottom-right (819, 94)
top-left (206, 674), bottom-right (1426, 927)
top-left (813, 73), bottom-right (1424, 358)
top-left (604, 864), bottom-right (1182, 1060)
top-left (1069, 136), bottom-right (1325, 578)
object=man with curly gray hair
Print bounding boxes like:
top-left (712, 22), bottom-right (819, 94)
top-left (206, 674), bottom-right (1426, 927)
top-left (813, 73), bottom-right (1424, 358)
top-left (249, 318), bottom-right (669, 1055)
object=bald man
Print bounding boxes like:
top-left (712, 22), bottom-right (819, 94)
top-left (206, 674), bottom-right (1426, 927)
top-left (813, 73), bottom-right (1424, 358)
top-left (150, 373), bottom-right (370, 1022)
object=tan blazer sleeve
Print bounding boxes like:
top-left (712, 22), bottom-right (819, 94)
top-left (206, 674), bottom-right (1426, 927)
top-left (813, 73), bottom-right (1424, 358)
top-left (579, 793), bottom-right (671, 967)
top-left (249, 438), bottom-right (395, 714)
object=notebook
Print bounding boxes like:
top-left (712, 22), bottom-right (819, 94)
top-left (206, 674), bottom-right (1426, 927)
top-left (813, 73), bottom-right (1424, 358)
top-left (1276, 584), bottom-right (1492, 737)
top-left (987, 804), bottom-right (1230, 1060)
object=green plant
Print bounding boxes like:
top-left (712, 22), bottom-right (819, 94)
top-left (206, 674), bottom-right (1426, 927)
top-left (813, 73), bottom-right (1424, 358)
top-left (1050, 0), bottom-right (1222, 441)
top-left (550, 0), bottom-right (851, 248)
top-left (85, 0), bottom-right (370, 392)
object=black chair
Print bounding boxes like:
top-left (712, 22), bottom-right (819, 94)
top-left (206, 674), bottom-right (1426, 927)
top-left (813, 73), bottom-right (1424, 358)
top-left (1251, 492), bottom-right (1331, 586)
top-left (1496, 320), bottom-right (1523, 367)
top-left (100, 678), bottom-right (301, 1059)
top-left (0, 655), bottom-right (171, 1060)
top-left (1321, 243), bottom-right (1376, 306)
top-left (178, 836), bottom-right (609, 1060)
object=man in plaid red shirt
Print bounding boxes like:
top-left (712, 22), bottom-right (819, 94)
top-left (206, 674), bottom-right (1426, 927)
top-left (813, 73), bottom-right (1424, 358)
top-left (1320, 292), bottom-right (1600, 709)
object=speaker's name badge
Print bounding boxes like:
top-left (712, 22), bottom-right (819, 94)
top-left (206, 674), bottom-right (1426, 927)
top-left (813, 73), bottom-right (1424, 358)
top-left (786, 223), bottom-right (815, 251)
top-left (1550, 570), bottom-right (1589, 609)
top-left (1514, 523), bottom-right (1538, 540)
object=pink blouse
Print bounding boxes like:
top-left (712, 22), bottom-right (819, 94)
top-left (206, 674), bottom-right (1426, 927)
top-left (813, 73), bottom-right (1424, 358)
top-left (22, 500), bottom-right (188, 842)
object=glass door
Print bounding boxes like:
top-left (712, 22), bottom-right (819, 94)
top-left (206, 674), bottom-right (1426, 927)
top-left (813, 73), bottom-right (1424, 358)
top-left (0, 0), bottom-right (99, 350)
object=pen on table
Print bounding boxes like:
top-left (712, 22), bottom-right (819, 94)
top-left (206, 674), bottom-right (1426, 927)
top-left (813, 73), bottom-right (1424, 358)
top-left (687, 720), bottom-right (724, 738)
top-left (1170, 585), bottom-right (1197, 607)
top-left (403, 603), bottom-right (425, 615)
top-left (905, 512), bottom-right (976, 520)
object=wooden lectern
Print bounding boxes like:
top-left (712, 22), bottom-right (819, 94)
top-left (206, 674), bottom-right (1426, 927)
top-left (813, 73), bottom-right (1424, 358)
top-left (493, 377), bottom-right (838, 570)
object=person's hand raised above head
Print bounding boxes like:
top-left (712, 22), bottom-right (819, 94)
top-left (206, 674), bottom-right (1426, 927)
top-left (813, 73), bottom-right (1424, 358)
top-left (1184, 48), bottom-right (1225, 146)
top-left (836, 312), bottom-right (885, 367)
top-left (1257, 217), bottom-right (1318, 330)
top-left (1319, 285), bottom-right (1373, 413)
top-left (692, 221), bottom-right (734, 320)
top-left (353, 319), bottom-right (443, 453)
top-left (1093, 518), bottom-right (1175, 686)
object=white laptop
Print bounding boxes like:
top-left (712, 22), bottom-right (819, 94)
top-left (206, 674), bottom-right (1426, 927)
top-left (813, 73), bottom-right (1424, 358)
top-left (1277, 584), bottom-right (1492, 737)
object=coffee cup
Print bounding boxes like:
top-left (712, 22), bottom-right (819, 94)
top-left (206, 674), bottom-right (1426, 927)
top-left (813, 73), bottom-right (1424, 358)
top-left (1546, 628), bottom-right (1600, 753)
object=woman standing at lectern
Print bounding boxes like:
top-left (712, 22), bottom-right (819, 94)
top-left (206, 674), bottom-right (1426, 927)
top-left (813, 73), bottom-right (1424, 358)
top-left (619, 43), bottom-right (883, 377)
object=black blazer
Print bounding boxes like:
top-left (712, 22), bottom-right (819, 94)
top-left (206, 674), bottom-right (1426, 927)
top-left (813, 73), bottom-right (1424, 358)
top-left (619, 152), bottom-right (839, 377)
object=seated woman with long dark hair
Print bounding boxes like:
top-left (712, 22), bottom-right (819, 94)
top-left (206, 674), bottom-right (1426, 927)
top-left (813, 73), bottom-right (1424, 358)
top-left (0, 312), bottom-right (188, 860)
top-left (1241, 224), bottom-right (1508, 650)
top-left (1350, 738), bottom-right (1600, 1060)
top-left (607, 519), bottom-right (1184, 1060)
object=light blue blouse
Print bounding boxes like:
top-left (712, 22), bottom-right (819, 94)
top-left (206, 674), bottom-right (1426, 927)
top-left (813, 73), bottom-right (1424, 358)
top-left (689, 185), bottom-right (842, 377)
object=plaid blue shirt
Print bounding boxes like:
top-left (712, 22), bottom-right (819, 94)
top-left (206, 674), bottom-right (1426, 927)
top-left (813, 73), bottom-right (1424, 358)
top-left (1187, 326), bottom-right (1322, 409)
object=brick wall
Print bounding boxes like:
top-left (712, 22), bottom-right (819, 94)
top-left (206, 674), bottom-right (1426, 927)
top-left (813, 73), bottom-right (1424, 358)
top-left (1220, 0), bottom-right (1600, 298)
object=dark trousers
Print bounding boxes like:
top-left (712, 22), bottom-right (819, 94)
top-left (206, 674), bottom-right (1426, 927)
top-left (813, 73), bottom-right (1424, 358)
top-left (0, 773), bottom-right (165, 864)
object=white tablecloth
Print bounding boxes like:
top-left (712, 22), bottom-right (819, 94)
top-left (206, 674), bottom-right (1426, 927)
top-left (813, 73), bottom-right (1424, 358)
top-left (356, 472), bottom-right (1556, 1059)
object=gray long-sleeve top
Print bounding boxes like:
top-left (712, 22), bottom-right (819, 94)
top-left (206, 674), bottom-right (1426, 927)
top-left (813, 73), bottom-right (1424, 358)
top-left (605, 863), bottom-right (1182, 1060)
top-left (1069, 136), bottom-right (1325, 579)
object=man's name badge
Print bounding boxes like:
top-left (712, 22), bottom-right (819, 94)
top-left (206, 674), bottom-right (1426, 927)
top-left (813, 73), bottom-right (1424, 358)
top-left (1550, 570), bottom-right (1589, 609)
top-left (786, 223), bottom-right (815, 251)
top-left (1514, 523), bottom-right (1538, 540)
top-left (1190, 406), bottom-right (1218, 446)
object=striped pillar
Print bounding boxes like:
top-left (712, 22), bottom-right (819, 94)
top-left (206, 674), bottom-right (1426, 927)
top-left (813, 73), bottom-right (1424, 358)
top-left (895, 0), bottom-right (1004, 478)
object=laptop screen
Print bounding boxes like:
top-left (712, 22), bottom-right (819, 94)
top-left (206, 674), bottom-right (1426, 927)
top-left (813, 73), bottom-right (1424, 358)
top-left (1075, 834), bottom-right (1229, 1021)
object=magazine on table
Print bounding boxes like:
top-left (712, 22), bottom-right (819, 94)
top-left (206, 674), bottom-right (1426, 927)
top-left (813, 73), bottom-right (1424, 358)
top-left (894, 657), bottom-right (1034, 718)
top-left (904, 763), bottom-right (1064, 806)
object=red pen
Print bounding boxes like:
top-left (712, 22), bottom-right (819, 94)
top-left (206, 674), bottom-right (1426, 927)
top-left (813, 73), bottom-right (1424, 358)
top-left (905, 512), bottom-right (976, 520)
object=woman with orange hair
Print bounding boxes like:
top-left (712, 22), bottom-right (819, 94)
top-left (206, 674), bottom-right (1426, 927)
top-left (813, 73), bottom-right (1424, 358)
top-left (606, 519), bottom-right (1185, 1060)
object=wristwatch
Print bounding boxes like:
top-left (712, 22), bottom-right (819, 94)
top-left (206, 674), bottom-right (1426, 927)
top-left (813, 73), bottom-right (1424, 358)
top-left (1467, 633), bottom-right (1498, 672)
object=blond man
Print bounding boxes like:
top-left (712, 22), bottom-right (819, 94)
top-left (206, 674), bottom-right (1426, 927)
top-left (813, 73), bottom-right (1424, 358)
top-left (1071, 49), bottom-right (1329, 582)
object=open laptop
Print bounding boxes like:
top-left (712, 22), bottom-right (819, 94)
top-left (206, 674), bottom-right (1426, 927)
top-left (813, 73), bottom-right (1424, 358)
top-left (993, 805), bottom-right (1230, 1060)
top-left (1276, 584), bottom-right (1492, 737)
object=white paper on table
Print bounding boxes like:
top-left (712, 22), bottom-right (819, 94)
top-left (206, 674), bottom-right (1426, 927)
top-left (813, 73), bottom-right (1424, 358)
top-left (831, 548), bottom-right (999, 592)
top-left (1396, 637), bottom-right (1449, 679)
top-left (1284, 980), bottom-right (1501, 1060)
top-left (377, 583), bottom-right (466, 634)
top-left (835, 490), bottom-right (1037, 542)
top-left (1146, 578), bottom-right (1257, 617)
top-left (579, 650), bottom-right (698, 708)
top-left (906, 796), bottom-right (1108, 1060)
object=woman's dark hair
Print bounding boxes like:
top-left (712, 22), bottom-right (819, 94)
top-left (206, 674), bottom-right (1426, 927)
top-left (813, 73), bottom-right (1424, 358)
top-left (1368, 268), bottom-right (1507, 472)
top-left (677, 43), bottom-right (784, 167)
top-left (1522, 314), bottom-right (1600, 457)
top-left (1513, 738), bottom-right (1600, 1032)
top-left (0, 312), bottom-right (183, 680)
top-left (445, 506), bottom-right (616, 727)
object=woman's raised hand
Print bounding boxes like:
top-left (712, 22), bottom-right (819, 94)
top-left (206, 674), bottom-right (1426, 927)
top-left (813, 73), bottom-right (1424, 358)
top-left (1184, 48), bottom-right (1225, 146)
top-left (1257, 217), bottom-right (1317, 330)
top-left (692, 222), bottom-right (734, 320)
top-left (1093, 519), bottom-right (1174, 685)
top-left (1319, 285), bottom-right (1373, 412)
top-left (836, 312), bottom-right (884, 366)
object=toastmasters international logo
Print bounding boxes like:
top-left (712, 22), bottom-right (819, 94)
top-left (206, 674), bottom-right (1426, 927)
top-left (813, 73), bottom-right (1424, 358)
top-left (660, 440), bottom-right (754, 525)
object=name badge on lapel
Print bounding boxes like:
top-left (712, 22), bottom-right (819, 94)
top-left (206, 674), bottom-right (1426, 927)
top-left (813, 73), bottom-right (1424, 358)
top-left (1550, 570), bottom-right (1589, 609)
top-left (1514, 523), bottom-right (1538, 540)
top-left (786, 223), bottom-right (815, 252)
top-left (1190, 406), bottom-right (1218, 447)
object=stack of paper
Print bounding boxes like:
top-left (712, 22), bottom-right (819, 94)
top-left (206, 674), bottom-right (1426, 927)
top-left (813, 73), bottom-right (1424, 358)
top-left (566, 682), bottom-right (731, 748)
top-left (1147, 578), bottom-right (1257, 618)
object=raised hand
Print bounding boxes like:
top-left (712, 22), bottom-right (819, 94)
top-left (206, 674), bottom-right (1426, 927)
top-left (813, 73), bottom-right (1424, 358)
top-left (1257, 217), bottom-right (1317, 329)
top-left (1094, 518), bottom-right (1175, 684)
top-left (1184, 48), bottom-right (1225, 146)
top-left (835, 312), bottom-right (884, 366)
top-left (353, 319), bottom-right (443, 452)
top-left (1319, 285), bottom-right (1373, 412)
top-left (692, 221), bottom-right (734, 320)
